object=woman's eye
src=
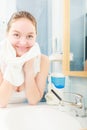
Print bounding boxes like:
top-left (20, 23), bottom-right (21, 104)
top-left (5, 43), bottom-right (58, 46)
top-left (27, 35), bottom-right (33, 39)
top-left (13, 33), bottom-right (20, 38)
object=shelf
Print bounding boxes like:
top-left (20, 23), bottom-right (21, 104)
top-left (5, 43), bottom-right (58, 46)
top-left (49, 53), bottom-right (73, 61)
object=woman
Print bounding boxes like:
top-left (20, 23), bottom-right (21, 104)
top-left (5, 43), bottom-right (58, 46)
top-left (0, 11), bottom-right (49, 107)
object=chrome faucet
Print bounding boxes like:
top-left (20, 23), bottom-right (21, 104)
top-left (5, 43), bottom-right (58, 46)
top-left (70, 93), bottom-right (86, 117)
top-left (62, 92), bottom-right (86, 117)
top-left (51, 90), bottom-right (86, 117)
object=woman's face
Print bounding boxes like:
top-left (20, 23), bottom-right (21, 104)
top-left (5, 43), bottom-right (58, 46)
top-left (7, 18), bottom-right (36, 57)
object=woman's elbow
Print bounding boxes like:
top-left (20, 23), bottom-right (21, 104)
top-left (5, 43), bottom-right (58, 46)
top-left (0, 102), bottom-right (7, 108)
top-left (27, 94), bottom-right (43, 105)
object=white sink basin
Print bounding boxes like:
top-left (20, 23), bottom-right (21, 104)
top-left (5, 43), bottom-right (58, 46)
top-left (0, 103), bottom-right (81, 130)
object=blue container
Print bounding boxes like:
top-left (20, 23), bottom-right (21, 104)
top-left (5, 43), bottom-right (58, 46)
top-left (51, 76), bottom-right (65, 89)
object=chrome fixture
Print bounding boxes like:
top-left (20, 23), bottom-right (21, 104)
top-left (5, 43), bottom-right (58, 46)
top-left (51, 90), bottom-right (86, 117)
top-left (61, 92), bottom-right (86, 117)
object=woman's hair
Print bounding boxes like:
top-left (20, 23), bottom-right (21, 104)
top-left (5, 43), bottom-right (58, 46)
top-left (7, 11), bottom-right (37, 33)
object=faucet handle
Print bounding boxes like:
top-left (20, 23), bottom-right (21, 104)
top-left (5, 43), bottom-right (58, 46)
top-left (74, 94), bottom-right (86, 117)
top-left (74, 93), bottom-right (83, 108)
top-left (63, 92), bottom-right (86, 117)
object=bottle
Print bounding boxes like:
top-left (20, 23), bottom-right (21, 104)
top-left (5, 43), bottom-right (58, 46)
top-left (50, 73), bottom-right (65, 99)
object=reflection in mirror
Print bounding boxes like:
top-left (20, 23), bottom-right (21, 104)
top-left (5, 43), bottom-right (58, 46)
top-left (63, 0), bottom-right (87, 77)
top-left (84, 11), bottom-right (87, 71)
top-left (70, 0), bottom-right (86, 71)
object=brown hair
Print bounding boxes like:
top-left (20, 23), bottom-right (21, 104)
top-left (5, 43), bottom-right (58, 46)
top-left (7, 11), bottom-right (37, 33)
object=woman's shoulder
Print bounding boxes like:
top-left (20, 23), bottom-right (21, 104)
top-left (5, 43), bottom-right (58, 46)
top-left (41, 54), bottom-right (49, 62)
top-left (40, 54), bottom-right (50, 67)
top-left (40, 54), bottom-right (50, 74)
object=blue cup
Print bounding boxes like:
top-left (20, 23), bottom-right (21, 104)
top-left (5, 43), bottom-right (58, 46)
top-left (51, 73), bottom-right (65, 89)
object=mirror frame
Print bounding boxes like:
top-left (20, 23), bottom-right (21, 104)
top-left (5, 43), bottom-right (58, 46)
top-left (62, 0), bottom-right (87, 77)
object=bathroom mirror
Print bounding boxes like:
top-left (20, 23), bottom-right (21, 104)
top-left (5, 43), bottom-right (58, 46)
top-left (63, 0), bottom-right (87, 77)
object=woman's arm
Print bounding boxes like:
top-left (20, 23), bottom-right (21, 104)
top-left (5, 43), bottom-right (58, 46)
top-left (0, 71), bottom-right (14, 107)
top-left (23, 54), bottom-right (50, 105)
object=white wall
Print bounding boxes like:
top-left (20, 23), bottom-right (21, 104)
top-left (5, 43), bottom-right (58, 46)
top-left (52, 0), bottom-right (63, 53)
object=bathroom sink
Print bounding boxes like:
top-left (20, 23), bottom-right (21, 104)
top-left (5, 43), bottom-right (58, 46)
top-left (0, 103), bottom-right (81, 130)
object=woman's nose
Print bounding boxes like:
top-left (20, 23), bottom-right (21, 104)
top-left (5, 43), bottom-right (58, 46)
top-left (19, 37), bottom-right (27, 45)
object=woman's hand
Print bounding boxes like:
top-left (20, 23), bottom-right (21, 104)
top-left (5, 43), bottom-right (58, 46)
top-left (14, 84), bottom-right (25, 92)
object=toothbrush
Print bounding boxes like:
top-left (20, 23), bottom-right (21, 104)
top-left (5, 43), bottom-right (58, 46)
top-left (51, 89), bottom-right (62, 101)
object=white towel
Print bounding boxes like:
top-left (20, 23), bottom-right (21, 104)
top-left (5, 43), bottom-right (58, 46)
top-left (0, 39), bottom-right (41, 86)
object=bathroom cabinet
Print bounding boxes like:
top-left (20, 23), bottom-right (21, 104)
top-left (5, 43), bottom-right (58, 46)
top-left (63, 0), bottom-right (87, 77)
